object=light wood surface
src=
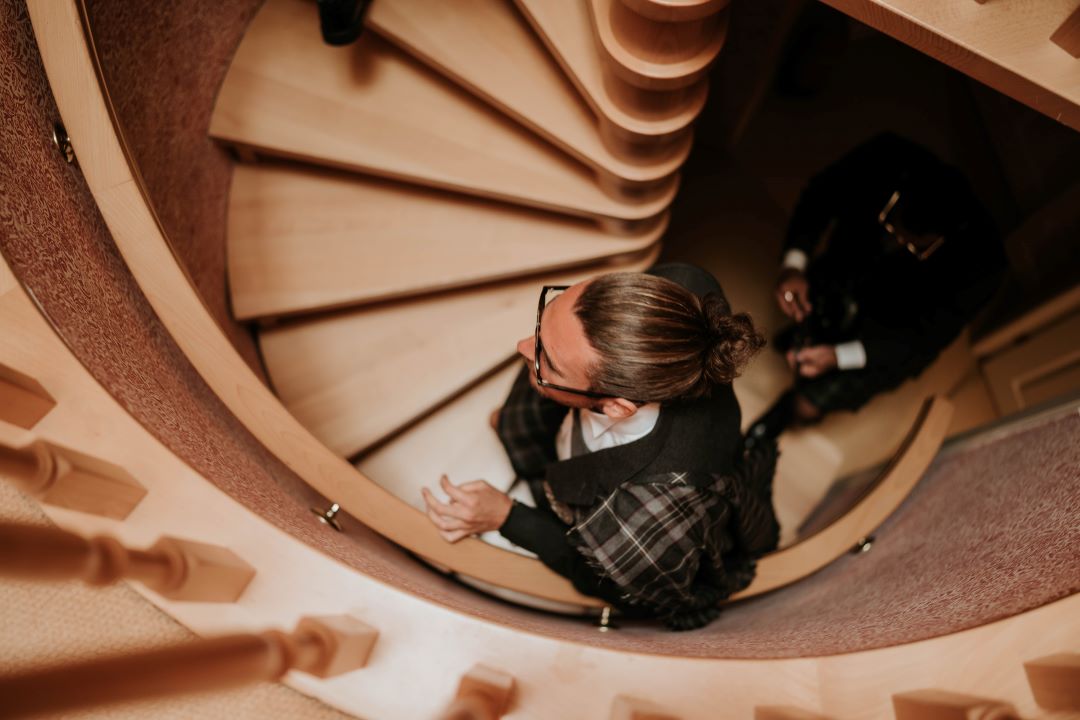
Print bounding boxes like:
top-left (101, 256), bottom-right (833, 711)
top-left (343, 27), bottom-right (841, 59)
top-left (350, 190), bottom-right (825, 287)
top-left (0, 616), bottom-right (374, 718)
top-left (514, 0), bottom-right (709, 140)
top-left (610, 0), bottom-right (727, 67)
top-left (211, 0), bottom-right (676, 223)
top-left (589, 0), bottom-right (728, 90)
top-left (1023, 654), bottom-right (1080, 712)
top-left (732, 396), bottom-right (954, 600)
top-left (611, 695), bottom-right (681, 719)
top-left (0, 437), bottom-right (147, 520)
top-left (0, 362), bottom-right (55, 429)
top-left (1051, 7), bottom-right (1080, 58)
top-left (0, 522), bottom-right (255, 602)
top-left (365, 0), bottom-right (691, 180)
top-left (980, 310), bottom-right (1080, 415)
top-left (819, 0), bottom-right (1080, 133)
top-left (260, 245), bottom-right (659, 458)
top-left (620, 0), bottom-right (730, 23)
top-left (30, 0), bottom-right (609, 607)
top-left (891, 689), bottom-right (1019, 720)
top-left (227, 163), bottom-right (667, 321)
top-left (754, 707), bottom-right (832, 720)
top-left (440, 664), bottom-right (515, 720)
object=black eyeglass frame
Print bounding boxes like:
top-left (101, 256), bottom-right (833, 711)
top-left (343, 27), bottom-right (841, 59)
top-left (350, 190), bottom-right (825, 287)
top-left (533, 285), bottom-right (610, 400)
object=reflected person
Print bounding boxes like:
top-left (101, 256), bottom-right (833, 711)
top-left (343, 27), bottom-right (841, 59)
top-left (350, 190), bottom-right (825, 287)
top-left (747, 133), bottom-right (1006, 443)
top-left (423, 263), bottom-right (778, 630)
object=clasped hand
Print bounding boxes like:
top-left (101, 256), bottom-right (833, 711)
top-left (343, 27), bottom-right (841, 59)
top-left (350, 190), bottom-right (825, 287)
top-left (422, 474), bottom-right (513, 543)
top-left (786, 344), bottom-right (838, 378)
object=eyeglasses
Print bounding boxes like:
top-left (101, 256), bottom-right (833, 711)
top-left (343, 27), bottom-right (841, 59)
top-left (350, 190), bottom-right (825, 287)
top-left (533, 285), bottom-right (609, 399)
top-left (878, 190), bottom-right (945, 261)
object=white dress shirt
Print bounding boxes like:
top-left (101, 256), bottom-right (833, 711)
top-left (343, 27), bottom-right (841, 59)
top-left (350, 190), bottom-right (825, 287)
top-left (781, 250), bottom-right (867, 370)
top-left (555, 403), bottom-right (661, 461)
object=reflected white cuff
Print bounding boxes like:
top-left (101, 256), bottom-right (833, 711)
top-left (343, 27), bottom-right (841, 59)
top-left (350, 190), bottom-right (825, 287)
top-left (834, 341), bottom-right (867, 370)
top-left (782, 249), bottom-right (809, 272)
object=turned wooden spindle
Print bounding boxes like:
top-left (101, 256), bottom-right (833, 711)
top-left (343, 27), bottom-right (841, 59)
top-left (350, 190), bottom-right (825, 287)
top-left (754, 706), bottom-right (832, 720)
top-left (1051, 7), bottom-right (1080, 58)
top-left (1024, 653), bottom-right (1080, 712)
top-left (0, 614), bottom-right (378, 718)
top-left (0, 438), bottom-right (146, 519)
top-left (0, 522), bottom-right (255, 602)
top-left (439, 664), bottom-right (515, 720)
top-left (611, 694), bottom-right (682, 719)
top-left (0, 363), bottom-right (56, 429)
top-left (892, 689), bottom-right (1021, 720)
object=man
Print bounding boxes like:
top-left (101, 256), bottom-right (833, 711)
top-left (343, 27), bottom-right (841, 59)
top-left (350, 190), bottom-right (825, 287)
top-left (747, 133), bottom-right (1006, 441)
top-left (423, 263), bottom-right (778, 630)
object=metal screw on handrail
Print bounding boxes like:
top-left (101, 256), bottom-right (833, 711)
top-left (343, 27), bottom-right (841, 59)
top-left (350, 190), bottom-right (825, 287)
top-left (52, 122), bottom-right (75, 164)
top-left (851, 536), bottom-right (875, 554)
top-left (594, 606), bottom-right (618, 632)
top-left (311, 502), bottom-right (343, 532)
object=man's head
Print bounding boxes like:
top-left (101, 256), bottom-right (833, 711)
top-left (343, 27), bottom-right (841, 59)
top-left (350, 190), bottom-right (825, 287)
top-left (516, 272), bottom-right (764, 419)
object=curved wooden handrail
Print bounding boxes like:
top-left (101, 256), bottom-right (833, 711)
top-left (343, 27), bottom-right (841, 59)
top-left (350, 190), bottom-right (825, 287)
top-left (731, 396), bottom-right (954, 600)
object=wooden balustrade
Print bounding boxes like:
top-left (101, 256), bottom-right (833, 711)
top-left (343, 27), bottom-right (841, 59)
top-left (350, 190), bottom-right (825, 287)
top-left (892, 689), bottom-right (1020, 720)
top-left (0, 522), bottom-right (255, 602)
top-left (611, 695), bottom-right (682, 719)
top-left (1051, 7), bottom-right (1080, 58)
top-left (438, 665), bottom-right (515, 720)
top-left (0, 438), bottom-right (146, 519)
top-left (0, 362), bottom-right (56, 429)
top-left (1024, 654), bottom-right (1080, 712)
top-left (0, 614), bottom-right (378, 718)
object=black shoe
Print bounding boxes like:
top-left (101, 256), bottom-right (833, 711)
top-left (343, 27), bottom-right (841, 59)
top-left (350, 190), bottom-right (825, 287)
top-left (744, 391), bottom-right (794, 451)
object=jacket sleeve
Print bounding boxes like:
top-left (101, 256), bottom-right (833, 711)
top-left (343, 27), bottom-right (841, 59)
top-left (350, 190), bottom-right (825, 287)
top-left (498, 502), bottom-right (644, 608)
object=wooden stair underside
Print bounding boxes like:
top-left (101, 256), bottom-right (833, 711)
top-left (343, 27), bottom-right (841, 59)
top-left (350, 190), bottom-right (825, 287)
top-left (211, 0), bottom-right (676, 223)
top-left (515, 0), bottom-right (709, 138)
top-left (259, 244), bottom-right (660, 458)
top-left (227, 163), bottom-right (667, 320)
top-left (365, 0), bottom-right (691, 181)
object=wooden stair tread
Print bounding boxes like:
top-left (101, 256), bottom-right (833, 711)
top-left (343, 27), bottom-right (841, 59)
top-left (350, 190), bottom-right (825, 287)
top-left (356, 364), bottom-right (520, 508)
top-left (227, 163), bottom-right (667, 320)
top-left (211, 0), bottom-right (675, 223)
top-left (515, 0), bottom-right (708, 137)
top-left (589, 0), bottom-right (729, 89)
top-left (365, 0), bottom-right (690, 182)
top-left (259, 244), bottom-right (660, 458)
top-left (623, 0), bottom-right (730, 23)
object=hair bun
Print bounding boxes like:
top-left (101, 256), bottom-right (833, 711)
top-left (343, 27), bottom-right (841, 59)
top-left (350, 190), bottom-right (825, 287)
top-left (701, 294), bottom-right (765, 387)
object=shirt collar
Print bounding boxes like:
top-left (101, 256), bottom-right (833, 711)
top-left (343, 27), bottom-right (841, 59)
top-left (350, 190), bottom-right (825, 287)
top-left (580, 403), bottom-right (661, 443)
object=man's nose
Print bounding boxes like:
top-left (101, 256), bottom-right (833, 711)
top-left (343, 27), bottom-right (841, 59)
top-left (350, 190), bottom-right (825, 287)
top-left (516, 336), bottom-right (533, 361)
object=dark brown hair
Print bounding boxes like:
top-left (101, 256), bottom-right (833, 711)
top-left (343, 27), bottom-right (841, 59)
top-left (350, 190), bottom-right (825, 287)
top-left (574, 273), bottom-right (765, 402)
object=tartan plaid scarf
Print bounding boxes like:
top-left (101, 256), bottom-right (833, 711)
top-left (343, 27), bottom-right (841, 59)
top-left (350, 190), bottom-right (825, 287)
top-left (567, 441), bottom-right (779, 630)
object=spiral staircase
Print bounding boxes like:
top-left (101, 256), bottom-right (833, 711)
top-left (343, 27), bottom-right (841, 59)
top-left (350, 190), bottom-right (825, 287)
top-left (2, 0), bottom-right (1080, 718)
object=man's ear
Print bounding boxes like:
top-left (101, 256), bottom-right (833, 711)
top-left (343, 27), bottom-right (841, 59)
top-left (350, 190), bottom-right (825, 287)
top-left (599, 397), bottom-right (638, 420)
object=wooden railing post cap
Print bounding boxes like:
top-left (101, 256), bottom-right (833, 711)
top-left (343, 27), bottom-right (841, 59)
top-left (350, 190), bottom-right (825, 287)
top-left (457, 664), bottom-right (515, 717)
top-left (611, 694), bottom-right (681, 720)
top-left (295, 614), bottom-right (379, 677)
top-left (149, 536), bottom-right (256, 602)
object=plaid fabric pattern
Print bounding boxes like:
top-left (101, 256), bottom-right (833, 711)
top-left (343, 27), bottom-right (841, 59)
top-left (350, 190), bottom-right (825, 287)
top-left (568, 441), bottom-right (780, 629)
top-left (495, 365), bottom-right (568, 481)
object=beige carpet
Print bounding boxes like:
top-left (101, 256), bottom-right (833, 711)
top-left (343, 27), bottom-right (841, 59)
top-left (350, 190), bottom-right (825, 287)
top-left (0, 480), bottom-right (357, 720)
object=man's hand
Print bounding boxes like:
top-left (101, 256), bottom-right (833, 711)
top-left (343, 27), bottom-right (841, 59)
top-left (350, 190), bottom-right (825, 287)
top-left (776, 268), bottom-right (812, 322)
top-left (422, 475), bottom-right (513, 543)
top-left (785, 344), bottom-right (838, 378)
